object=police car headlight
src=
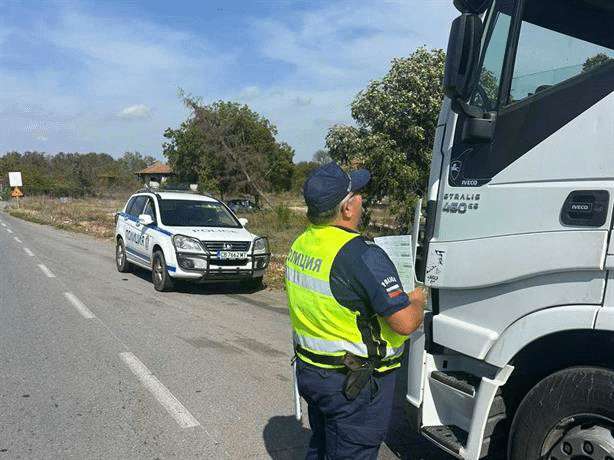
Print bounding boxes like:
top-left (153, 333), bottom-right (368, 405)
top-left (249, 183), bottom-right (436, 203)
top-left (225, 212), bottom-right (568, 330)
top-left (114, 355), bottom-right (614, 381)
top-left (178, 256), bottom-right (208, 270)
top-left (253, 237), bottom-right (269, 254)
top-left (173, 235), bottom-right (206, 253)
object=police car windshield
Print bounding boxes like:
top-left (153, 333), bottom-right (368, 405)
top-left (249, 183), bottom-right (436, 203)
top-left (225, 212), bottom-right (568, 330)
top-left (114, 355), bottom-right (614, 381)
top-left (159, 200), bottom-right (241, 228)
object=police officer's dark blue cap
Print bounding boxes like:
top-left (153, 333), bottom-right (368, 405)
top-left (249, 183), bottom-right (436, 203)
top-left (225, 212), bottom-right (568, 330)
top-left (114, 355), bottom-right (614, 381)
top-left (304, 162), bottom-right (370, 218)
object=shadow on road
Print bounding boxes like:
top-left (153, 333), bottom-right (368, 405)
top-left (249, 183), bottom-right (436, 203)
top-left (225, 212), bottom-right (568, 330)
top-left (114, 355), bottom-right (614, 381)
top-left (123, 266), bottom-right (266, 295)
top-left (263, 415), bottom-right (312, 460)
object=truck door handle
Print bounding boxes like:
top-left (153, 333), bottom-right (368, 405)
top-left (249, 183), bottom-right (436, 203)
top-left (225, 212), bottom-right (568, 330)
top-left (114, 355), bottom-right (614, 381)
top-left (560, 190), bottom-right (609, 227)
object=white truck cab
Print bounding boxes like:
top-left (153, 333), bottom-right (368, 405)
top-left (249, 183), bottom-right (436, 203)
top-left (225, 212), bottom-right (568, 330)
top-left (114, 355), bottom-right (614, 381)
top-left (408, 0), bottom-right (614, 458)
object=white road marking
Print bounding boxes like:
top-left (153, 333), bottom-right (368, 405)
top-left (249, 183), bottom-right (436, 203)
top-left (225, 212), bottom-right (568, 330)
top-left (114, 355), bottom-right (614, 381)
top-left (64, 292), bottom-right (95, 319)
top-left (6, 228), bottom-right (13, 234)
top-left (38, 264), bottom-right (56, 278)
top-left (23, 248), bottom-right (34, 257)
top-left (1, 222), bottom-right (5, 227)
top-left (14, 236), bottom-right (22, 243)
top-left (119, 352), bottom-right (201, 429)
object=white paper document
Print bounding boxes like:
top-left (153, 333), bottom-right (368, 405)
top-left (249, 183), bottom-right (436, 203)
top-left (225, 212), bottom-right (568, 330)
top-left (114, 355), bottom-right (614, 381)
top-left (374, 235), bottom-right (415, 291)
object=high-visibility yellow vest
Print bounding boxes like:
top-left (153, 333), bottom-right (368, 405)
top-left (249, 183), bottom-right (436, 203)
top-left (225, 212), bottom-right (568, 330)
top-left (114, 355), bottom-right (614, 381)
top-left (285, 225), bottom-right (407, 373)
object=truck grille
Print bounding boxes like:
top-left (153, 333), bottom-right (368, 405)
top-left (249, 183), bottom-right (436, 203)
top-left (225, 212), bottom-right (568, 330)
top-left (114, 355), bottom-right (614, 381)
top-left (202, 241), bottom-right (251, 252)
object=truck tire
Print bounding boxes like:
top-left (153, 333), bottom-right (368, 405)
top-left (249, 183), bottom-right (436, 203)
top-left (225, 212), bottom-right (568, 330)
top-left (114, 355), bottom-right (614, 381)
top-left (152, 250), bottom-right (174, 292)
top-left (116, 238), bottom-right (133, 273)
top-left (508, 366), bottom-right (614, 460)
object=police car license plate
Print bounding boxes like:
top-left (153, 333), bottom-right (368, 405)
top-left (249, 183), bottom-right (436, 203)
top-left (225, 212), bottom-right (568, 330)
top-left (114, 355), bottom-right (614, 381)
top-left (218, 251), bottom-right (247, 259)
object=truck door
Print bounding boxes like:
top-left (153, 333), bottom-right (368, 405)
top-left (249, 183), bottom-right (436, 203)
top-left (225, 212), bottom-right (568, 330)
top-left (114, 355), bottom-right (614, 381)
top-left (424, 0), bottom-right (614, 359)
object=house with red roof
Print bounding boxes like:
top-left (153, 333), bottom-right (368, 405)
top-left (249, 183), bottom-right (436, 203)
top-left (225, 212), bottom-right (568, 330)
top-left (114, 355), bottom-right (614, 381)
top-left (136, 163), bottom-right (174, 186)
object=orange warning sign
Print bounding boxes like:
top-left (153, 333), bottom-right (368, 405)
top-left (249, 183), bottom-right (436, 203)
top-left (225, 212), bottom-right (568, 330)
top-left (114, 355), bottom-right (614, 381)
top-left (11, 187), bottom-right (23, 198)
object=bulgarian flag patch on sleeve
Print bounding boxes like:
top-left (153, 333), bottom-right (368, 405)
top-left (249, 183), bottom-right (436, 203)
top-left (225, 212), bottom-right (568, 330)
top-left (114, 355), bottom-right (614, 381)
top-left (382, 276), bottom-right (403, 298)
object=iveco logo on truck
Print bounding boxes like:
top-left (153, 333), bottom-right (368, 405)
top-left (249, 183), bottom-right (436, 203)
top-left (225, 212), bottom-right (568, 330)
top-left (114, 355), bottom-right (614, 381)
top-left (571, 203), bottom-right (591, 212)
top-left (450, 160), bottom-right (462, 180)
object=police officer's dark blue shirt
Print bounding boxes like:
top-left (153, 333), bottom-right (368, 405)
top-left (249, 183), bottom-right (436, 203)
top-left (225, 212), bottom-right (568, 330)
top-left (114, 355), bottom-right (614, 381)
top-left (329, 226), bottom-right (410, 318)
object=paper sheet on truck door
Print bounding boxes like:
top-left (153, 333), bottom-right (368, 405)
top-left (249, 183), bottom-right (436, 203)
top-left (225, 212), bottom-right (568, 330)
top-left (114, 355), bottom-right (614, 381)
top-left (374, 235), bottom-right (415, 291)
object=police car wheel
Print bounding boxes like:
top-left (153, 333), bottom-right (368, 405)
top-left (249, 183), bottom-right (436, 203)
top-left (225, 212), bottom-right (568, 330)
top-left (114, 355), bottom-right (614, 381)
top-left (246, 277), bottom-right (263, 291)
top-left (116, 238), bottom-right (132, 273)
top-left (152, 250), bottom-right (174, 292)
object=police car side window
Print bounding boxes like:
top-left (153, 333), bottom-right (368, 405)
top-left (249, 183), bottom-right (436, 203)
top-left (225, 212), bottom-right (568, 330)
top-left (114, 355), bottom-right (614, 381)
top-left (127, 196), bottom-right (147, 217)
top-left (143, 199), bottom-right (156, 220)
top-left (125, 197), bottom-right (138, 216)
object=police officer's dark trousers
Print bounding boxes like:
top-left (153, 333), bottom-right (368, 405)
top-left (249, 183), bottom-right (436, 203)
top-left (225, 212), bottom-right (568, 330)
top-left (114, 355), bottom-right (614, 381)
top-left (296, 358), bottom-right (397, 460)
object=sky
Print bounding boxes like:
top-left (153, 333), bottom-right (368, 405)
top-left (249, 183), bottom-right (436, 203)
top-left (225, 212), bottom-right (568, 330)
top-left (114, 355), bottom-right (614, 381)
top-left (0, 0), bottom-right (459, 163)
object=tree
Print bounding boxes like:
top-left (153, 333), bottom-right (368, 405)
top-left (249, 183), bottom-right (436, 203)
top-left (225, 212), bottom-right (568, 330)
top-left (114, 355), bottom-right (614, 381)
top-left (163, 121), bottom-right (210, 185)
top-left (119, 151), bottom-right (157, 173)
top-left (164, 95), bottom-right (294, 206)
top-left (473, 68), bottom-right (499, 111)
top-left (0, 150), bottom-right (150, 196)
top-left (5, 151), bottom-right (57, 195)
top-left (312, 149), bottom-right (331, 165)
top-left (583, 53), bottom-right (614, 72)
top-left (292, 161), bottom-right (319, 193)
top-left (266, 142), bottom-right (295, 192)
top-left (50, 152), bottom-right (83, 195)
top-left (326, 47), bottom-right (445, 231)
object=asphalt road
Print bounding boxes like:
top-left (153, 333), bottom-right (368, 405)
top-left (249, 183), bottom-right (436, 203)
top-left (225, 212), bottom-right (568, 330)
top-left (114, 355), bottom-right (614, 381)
top-left (0, 209), bottom-right (454, 460)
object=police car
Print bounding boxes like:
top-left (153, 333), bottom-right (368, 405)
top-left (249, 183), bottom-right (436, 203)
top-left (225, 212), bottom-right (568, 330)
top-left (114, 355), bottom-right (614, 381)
top-left (114, 188), bottom-right (270, 291)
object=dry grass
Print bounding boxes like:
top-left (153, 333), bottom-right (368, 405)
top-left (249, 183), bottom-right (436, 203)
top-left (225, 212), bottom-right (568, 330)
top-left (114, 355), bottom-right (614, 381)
top-left (5, 197), bottom-right (126, 239)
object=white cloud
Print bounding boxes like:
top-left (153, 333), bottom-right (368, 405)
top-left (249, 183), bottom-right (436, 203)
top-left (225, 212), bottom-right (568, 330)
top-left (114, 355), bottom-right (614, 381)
top-left (44, 10), bottom-right (230, 100)
top-left (117, 104), bottom-right (151, 119)
top-left (238, 86), bottom-right (262, 101)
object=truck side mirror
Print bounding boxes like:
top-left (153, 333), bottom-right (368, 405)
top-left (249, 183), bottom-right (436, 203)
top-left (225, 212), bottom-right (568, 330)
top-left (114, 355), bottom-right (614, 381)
top-left (443, 14), bottom-right (483, 102)
top-left (443, 14), bottom-right (496, 143)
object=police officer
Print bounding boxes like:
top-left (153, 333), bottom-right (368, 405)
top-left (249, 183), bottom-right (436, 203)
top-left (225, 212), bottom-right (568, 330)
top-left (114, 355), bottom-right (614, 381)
top-left (286, 162), bottom-right (426, 460)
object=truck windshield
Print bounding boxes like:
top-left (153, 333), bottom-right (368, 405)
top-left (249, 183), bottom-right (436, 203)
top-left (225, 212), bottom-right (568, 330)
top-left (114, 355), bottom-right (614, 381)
top-left (472, 0), bottom-right (614, 108)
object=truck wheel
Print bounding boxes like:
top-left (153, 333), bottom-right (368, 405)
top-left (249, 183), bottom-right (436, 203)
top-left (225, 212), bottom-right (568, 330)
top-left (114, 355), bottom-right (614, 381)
top-left (152, 250), bottom-right (174, 292)
top-left (508, 366), bottom-right (614, 460)
top-left (116, 238), bottom-right (132, 273)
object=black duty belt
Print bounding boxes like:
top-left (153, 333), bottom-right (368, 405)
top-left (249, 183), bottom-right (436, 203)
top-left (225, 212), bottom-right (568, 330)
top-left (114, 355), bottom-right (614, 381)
top-left (295, 344), bottom-right (402, 370)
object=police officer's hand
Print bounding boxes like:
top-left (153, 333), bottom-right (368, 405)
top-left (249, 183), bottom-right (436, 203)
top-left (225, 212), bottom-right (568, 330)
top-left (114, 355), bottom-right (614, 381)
top-left (385, 286), bottom-right (427, 335)
top-left (409, 286), bottom-right (427, 313)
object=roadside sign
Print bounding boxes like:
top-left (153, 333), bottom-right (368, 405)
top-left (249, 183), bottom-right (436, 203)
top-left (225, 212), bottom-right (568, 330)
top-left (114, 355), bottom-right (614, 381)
top-left (9, 172), bottom-right (22, 187)
top-left (11, 187), bottom-right (23, 198)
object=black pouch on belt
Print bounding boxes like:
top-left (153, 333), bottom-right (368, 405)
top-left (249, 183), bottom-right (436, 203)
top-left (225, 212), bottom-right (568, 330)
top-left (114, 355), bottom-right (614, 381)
top-left (342, 353), bottom-right (374, 400)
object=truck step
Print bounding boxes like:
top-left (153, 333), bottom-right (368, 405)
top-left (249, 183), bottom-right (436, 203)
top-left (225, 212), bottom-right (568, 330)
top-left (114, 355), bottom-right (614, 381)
top-left (431, 370), bottom-right (480, 396)
top-left (422, 425), bottom-right (468, 455)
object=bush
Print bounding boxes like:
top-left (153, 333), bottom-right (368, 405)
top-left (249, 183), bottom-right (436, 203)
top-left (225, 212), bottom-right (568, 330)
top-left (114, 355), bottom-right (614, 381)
top-left (0, 187), bottom-right (11, 201)
top-left (275, 203), bottom-right (291, 229)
